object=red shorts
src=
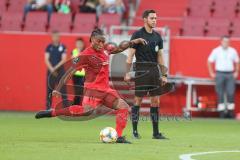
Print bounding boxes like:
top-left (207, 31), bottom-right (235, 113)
top-left (82, 88), bottom-right (121, 109)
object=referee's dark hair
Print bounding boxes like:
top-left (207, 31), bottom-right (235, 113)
top-left (90, 28), bottom-right (104, 42)
top-left (142, 9), bottom-right (156, 19)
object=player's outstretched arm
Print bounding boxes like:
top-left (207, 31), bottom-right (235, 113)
top-left (109, 38), bottom-right (147, 54)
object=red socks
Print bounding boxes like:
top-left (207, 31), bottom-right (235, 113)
top-left (51, 105), bottom-right (84, 117)
top-left (115, 108), bottom-right (129, 137)
top-left (51, 105), bottom-right (128, 137)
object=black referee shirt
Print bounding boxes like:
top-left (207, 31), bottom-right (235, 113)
top-left (45, 43), bottom-right (66, 67)
top-left (130, 27), bottom-right (163, 63)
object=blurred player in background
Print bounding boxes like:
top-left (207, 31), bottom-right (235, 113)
top-left (208, 36), bottom-right (239, 118)
top-left (45, 30), bottom-right (68, 110)
top-left (36, 28), bottom-right (147, 143)
top-left (72, 38), bottom-right (85, 105)
top-left (125, 9), bottom-right (172, 139)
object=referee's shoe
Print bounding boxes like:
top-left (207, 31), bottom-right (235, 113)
top-left (133, 131), bottom-right (141, 139)
top-left (153, 133), bottom-right (168, 140)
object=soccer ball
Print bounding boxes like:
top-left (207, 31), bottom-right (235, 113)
top-left (100, 127), bottom-right (118, 143)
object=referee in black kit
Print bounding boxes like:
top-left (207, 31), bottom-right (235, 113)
top-left (125, 10), bottom-right (173, 139)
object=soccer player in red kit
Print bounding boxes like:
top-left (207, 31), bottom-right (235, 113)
top-left (35, 28), bottom-right (147, 143)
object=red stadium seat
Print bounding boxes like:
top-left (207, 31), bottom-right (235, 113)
top-left (137, 0), bottom-right (188, 17)
top-left (206, 18), bottom-right (230, 37)
top-left (188, 0), bottom-right (211, 7)
top-left (212, 0), bottom-right (236, 18)
top-left (182, 0), bottom-right (240, 37)
top-left (48, 13), bottom-right (72, 33)
top-left (0, 13), bottom-right (23, 31)
top-left (98, 14), bottom-right (121, 33)
top-left (72, 13), bottom-right (96, 33)
top-left (7, 0), bottom-right (26, 12)
top-left (0, 0), bottom-right (6, 12)
top-left (182, 18), bottom-right (206, 36)
top-left (188, 4), bottom-right (211, 17)
top-left (23, 12), bottom-right (48, 32)
top-left (231, 20), bottom-right (240, 37)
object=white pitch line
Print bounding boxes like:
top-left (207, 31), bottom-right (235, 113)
top-left (179, 150), bottom-right (240, 160)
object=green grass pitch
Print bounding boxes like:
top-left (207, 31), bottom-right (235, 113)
top-left (0, 112), bottom-right (240, 160)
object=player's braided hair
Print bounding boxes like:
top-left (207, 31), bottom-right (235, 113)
top-left (90, 28), bottom-right (104, 42)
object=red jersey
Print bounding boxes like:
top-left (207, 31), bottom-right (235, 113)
top-left (75, 46), bottom-right (111, 90)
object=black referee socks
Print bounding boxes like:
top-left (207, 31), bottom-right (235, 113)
top-left (131, 105), bottom-right (140, 133)
top-left (150, 107), bottom-right (159, 135)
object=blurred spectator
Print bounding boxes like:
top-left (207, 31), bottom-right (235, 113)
top-left (80, 0), bottom-right (98, 13)
top-left (54, 0), bottom-right (71, 14)
top-left (208, 36), bottom-right (239, 118)
top-left (23, 0), bottom-right (53, 22)
top-left (96, 0), bottom-right (125, 17)
top-left (71, 38), bottom-right (85, 105)
top-left (45, 30), bottom-right (68, 110)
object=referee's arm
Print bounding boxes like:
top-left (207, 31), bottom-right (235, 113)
top-left (158, 49), bottom-right (168, 85)
top-left (158, 49), bottom-right (167, 74)
top-left (124, 48), bottom-right (136, 81)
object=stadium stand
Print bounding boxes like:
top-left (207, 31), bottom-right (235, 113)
top-left (23, 12), bottom-right (48, 32)
top-left (0, 1), bottom-right (6, 11)
top-left (0, 0), bottom-right (240, 37)
top-left (206, 18), bottom-right (231, 37)
top-left (7, 0), bottom-right (26, 12)
top-left (0, 12), bottom-right (23, 31)
top-left (132, 0), bottom-right (188, 36)
top-left (71, 13), bottom-right (96, 33)
top-left (98, 14), bottom-right (121, 33)
top-left (0, 0), bottom-right (7, 25)
top-left (183, 0), bottom-right (240, 37)
top-left (232, 20), bottom-right (240, 37)
top-left (180, 17), bottom-right (206, 37)
top-left (48, 13), bottom-right (72, 33)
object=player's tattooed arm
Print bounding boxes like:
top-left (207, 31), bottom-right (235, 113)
top-left (109, 38), bottom-right (147, 54)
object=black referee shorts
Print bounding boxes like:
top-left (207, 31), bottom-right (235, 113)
top-left (133, 62), bottom-right (174, 97)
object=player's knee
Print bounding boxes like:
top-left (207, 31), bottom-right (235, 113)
top-left (114, 99), bottom-right (129, 110)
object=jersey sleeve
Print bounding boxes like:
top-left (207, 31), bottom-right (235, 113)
top-left (45, 44), bottom-right (51, 54)
top-left (232, 49), bottom-right (239, 63)
top-left (130, 31), bottom-right (140, 49)
top-left (208, 49), bottom-right (217, 62)
top-left (158, 36), bottom-right (164, 50)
